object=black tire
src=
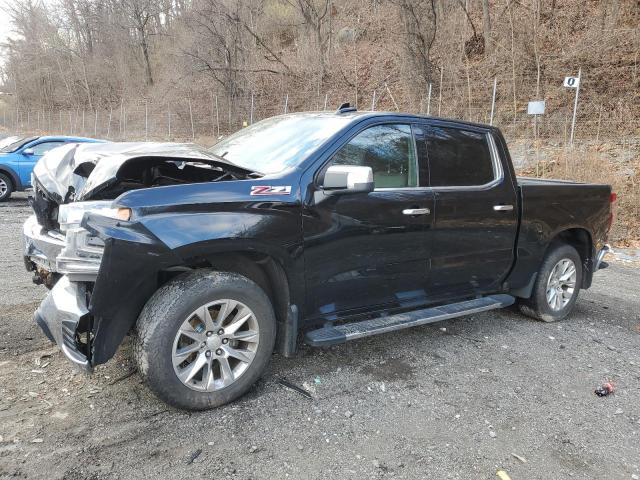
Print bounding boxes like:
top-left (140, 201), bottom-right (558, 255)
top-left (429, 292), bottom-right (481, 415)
top-left (0, 173), bottom-right (13, 202)
top-left (134, 269), bottom-right (276, 410)
top-left (518, 243), bottom-right (582, 322)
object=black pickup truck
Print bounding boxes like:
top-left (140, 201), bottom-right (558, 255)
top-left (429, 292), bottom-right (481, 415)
top-left (24, 105), bottom-right (614, 410)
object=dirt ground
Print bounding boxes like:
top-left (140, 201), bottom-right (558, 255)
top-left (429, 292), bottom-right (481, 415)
top-left (1, 193), bottom-right (639, 480)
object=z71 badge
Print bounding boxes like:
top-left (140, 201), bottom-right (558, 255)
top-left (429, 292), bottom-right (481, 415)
top-left (250, 186), bottom-right (292, 195)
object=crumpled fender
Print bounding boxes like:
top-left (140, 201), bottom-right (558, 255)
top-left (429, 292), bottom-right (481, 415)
top-left (82, 213), bottom-right (181, 364)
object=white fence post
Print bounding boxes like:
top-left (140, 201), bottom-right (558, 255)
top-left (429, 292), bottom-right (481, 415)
top-left (426, 83), bottom-right (432, 115)
top-left (438, 66), bottom-right (444, 116)
top-left (490, 76), bottom-right (497, 125)
top-left (145, 100), bottom-right (148, 141)
top-left (569, 67), bottom-right (582, 147)
top-left (188, 98), bottom-right (195, 140)
top-left (167, 104), bottom-right (171, 141)
top-left (250, 93), bottom-right (254, 125)
top-left (215, 96), bottom-right (220, 137)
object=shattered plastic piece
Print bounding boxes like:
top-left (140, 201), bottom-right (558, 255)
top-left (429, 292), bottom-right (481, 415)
top-left (314, 376), bottom-right (322, 385)
top-left (496, 470), bottom-right (512, 480)
top-left (186, 449), bottom-right (202, 464)
top-left (594, 382), bottom-right (615, 397)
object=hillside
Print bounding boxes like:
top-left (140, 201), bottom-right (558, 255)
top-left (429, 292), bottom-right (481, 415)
top-left (0, 0), bottom-right (638, 240)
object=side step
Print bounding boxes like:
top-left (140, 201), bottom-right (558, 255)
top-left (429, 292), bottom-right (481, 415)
top-left (304, 294), bottom-right (515, 347)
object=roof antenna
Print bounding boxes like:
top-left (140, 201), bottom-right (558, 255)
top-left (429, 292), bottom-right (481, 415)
top-left (336, 102), bottom-right (357, 114)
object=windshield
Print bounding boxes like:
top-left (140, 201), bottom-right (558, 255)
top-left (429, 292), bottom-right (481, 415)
top-left (0, 136), bottom-right (38, 153)
top-left (0, 136), bottom-right (21, 150)
top-left (209, 114), bottom-right (353, 174)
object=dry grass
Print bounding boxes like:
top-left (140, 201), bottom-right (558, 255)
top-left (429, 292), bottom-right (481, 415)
top-left (517, 142), bottom-right (640, 245)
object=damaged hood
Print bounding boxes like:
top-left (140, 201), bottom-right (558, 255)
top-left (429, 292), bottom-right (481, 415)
top-left (33, 142), bottom-right (250, 202)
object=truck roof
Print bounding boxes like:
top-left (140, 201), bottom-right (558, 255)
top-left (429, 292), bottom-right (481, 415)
top-left (277, 110), bottom-right (497, 131)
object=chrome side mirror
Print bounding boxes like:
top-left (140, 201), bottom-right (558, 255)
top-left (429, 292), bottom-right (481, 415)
top-left (323, 165), bottom-right (374, 194)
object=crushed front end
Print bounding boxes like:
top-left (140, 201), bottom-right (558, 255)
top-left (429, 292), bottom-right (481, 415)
top-left (25, 185), bottom-right (108, 371)
top-left (23, 141), bottom-right (252, 371)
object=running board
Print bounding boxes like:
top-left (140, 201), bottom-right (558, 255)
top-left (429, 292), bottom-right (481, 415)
top-left (304, 294), bottom-right (515, 347)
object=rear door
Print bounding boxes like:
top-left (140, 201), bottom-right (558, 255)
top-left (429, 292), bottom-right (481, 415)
top-left (426, 124), bottom-right (518, 299)
top-left (303, 122), bottom-right (434, 320)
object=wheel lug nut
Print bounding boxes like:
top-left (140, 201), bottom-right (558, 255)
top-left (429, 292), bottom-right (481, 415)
top-left (222, 338), bottom-right (229, 344)
top-left (215, 349), bottom-right (223, 356)
top-left (206, 331), bottom-right (213, 337)
top-left (217, 329), bottom-right (224, 335)
top-left (205, 350), bottom-right (211, 358)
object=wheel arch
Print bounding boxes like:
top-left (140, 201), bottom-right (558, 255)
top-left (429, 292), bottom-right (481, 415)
top-left (0, 165), bottom-right (21, 191)
top-left (160, 250), bottom-right (296, 356)
top-left (546, 227), bottom-right (594, 288)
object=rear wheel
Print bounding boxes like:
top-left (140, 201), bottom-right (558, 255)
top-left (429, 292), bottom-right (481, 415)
top-left (134, 270), bottom-right (276, 410)
top-left (518, 243), bottom-right (582, 322)
top-left (0, 173), bottom-right (13, 202)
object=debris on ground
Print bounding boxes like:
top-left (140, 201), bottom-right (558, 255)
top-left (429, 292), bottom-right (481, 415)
top-left (277, 377), bottom-right (313, 399)
top-left (496, 470), bottom-right (512, 480)
top-left (594, 382), bottom-right (615, 397)
top-left (186, 449), bottom-right (202, 464)
top-left (108, 368), bottom-right (137, 385)
top-left (511, 453), bottom-right (527, 463)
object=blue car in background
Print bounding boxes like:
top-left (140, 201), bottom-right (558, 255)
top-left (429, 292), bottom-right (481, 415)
top-left (0, 136), bottom-right (104, 201)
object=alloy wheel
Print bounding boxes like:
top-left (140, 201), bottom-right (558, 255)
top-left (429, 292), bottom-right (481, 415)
top-left (545, 258), bottom-right (577, 311)
top-left (172, 299), bottom-right (260, 392)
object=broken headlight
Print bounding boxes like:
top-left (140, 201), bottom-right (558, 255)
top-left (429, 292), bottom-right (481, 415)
top-left (58, 201), bottom-right (130, 232)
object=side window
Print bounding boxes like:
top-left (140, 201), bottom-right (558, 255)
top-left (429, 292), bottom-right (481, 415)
top-left (427, 127), bottom-right (494, 187)
top-left (329, 124), bottom-right (418, 189)
top-left (29, 141), bottom-right (65, 156)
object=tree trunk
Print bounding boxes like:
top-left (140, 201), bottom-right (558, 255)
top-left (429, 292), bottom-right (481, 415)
top-left (139, 27), bottom-right (154, 86)
top-left (482, 0), bottom-right (491, 53)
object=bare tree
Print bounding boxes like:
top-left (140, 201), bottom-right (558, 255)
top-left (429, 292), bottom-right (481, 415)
top-left (397, 0), bottom-right (438, 95)
top-left (114, 0), bottom-right (162, 86)
top-left (287, 0), bottom-right (331, 81)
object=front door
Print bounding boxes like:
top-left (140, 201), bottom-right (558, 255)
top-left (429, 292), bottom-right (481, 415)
top-left (425, 124), bottom-right (518, 299)
top-left (19, 141), bottom-right (64, 186)
top-left (303, 123), bottom-right (434, 321)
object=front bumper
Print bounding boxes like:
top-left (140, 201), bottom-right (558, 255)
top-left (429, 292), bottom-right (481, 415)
top-left (24, 215), bottom-right (65, 273)
top-left (24, 214), bottom-right (102, 282)
top-left (35, 276), bottom-right (92, 371)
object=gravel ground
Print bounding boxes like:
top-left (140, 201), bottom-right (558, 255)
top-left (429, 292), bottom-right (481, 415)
top-left (1, 193), bottom-right (639, 480)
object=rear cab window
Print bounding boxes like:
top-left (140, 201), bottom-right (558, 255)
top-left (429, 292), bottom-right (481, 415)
top-left (426, 126), bottom-right (495, 187)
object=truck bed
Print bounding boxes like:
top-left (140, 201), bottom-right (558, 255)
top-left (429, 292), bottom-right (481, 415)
top-left (507, 176), bottom-right (612, 295)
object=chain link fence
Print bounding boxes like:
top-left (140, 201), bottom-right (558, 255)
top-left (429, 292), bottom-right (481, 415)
top-left (1, 73), bottom-right (638, 149)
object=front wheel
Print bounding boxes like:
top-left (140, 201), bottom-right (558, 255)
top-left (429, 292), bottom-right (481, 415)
top-left (518, 243), bottom-right (582, 322)
top-left (134, 270), bottom-right (276, 410)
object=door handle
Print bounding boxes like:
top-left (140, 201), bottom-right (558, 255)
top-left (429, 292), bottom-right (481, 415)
top-left (493, 205), bottom-right (514, 211)
top-left (402, 208), bottom-right (431, 215)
